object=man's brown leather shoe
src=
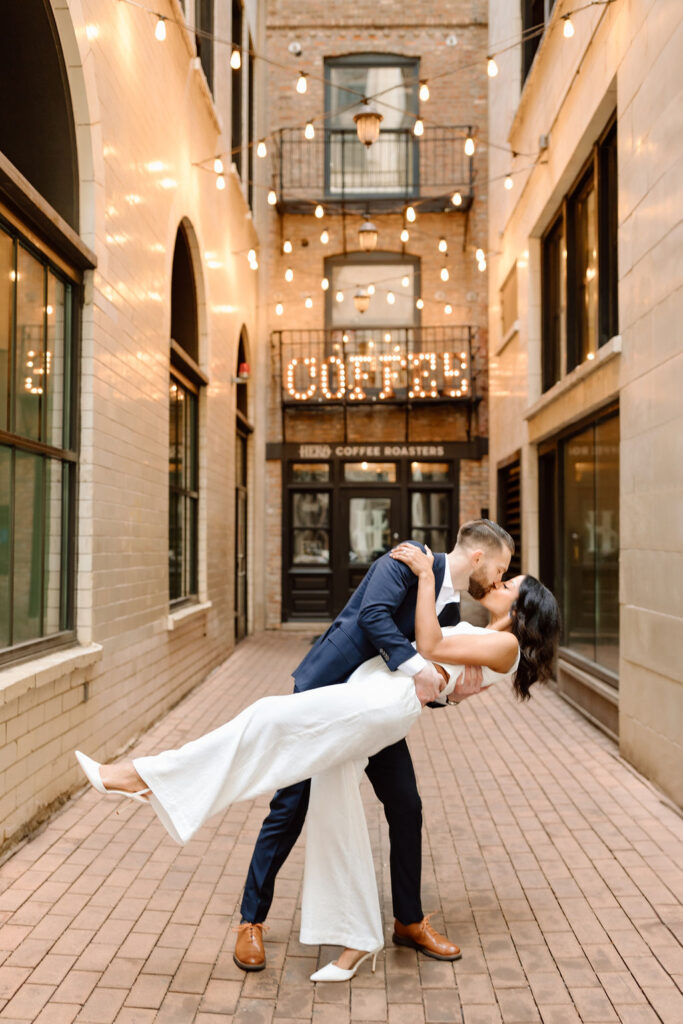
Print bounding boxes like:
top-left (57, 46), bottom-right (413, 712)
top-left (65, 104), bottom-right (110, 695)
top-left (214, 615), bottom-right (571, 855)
top-left (233, 922), bottom-right (266, 971)
top-left (392, 913), bottom-right (462, 961)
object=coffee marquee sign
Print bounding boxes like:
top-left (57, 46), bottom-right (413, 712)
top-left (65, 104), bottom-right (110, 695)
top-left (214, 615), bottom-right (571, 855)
top-left (298, 444), bottom-right (449, 459)
top-left (283, 350), bottom-right (471, 402)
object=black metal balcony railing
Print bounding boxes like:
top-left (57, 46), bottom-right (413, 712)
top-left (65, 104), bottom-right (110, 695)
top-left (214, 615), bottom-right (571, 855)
top-left (276, 127), bottom-right (474, 214)
top-left (276, 326), bottom-right (477, 406)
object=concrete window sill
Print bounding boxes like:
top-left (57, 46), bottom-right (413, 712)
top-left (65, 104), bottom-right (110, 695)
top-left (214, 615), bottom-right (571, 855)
top-left (167, 601), bottom-right (212, 631)
top-left (525, 335), bottom-right (621, 421)
top-left (0, 643), bottom-right (104, 706)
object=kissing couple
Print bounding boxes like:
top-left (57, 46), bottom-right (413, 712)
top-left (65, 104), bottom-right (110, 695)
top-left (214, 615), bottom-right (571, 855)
top-left (76, 519), bottom-right (559, 983)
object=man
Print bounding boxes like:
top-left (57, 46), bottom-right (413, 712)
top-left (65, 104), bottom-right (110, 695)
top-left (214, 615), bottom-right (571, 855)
top-left (234, 519), bottom-right (514, 971)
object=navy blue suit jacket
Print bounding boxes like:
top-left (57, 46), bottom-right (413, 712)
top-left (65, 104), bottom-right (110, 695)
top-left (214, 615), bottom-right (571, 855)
top-left (293, 548), bottom-right (460, 692)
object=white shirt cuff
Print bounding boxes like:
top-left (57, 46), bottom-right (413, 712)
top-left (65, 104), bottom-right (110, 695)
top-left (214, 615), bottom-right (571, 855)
top-left (397, 652), bottom-right (428, 676)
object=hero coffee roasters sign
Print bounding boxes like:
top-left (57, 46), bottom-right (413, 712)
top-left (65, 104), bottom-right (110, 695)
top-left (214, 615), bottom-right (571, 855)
top-left (297, 444), bottom-right (448, 459)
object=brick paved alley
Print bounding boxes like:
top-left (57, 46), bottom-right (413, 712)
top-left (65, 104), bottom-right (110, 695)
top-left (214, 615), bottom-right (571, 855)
top-left (0, 631), bottom-right (682, 1024)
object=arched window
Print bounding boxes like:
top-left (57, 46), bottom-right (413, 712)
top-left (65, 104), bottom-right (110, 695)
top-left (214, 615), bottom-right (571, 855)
top-left (169, 224), bottom-right (206, 605)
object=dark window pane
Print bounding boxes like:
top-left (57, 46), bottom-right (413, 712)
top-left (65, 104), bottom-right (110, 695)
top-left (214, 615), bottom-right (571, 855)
top-left (599, 121), bottom-right (618, 345)
top-left (231, 0), bottom-right (243, 176)
top-left (293, 492), bottom-right (329, 528)
top-left (349, 497), bottom-right (391, 562)
top-left (411, 491), bottom-right (449, 528)
top-left (43, 458), bottom-right (64, 635)
top-left (410, 462), bottom-right (450, 482)
top-left (0, 446), bottom-right (10, 646)
top-left (45, 273), bottom-right (66, 449)
top-left (291, 462), bottom-right (330, 482)
top-left (195, 0), bottom-right (214, 92)
top-left (169, 377), bottom-right (198, 602)
top-left (292, 529), bottom-right (329, 564)
top-left (568, 172), bottom-right (598, 368)
top-left (169, 491), bottom-right (183, 601)
top-left (411, 527), bottom-right (448, 551)
top-left (13, 450), bottom-right (44, 643)
top-left (15, 246), bottom-right (45, 441)
top-left (497, 459), bottom-right (522, 578)
top-left (344, 462), bottom-right (396, 482)
top-left (594, 415), bottom-right (619, 672)
top-left (562, 425), bottom-right (597, 662)
top-left (542, 216), bottom-right (564, 390)
top-left (0, 229), bottom-right (13, 432)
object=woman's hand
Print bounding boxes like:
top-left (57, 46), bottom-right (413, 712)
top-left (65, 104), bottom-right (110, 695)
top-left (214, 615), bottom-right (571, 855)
top-left (390, 542), bottom-right (434, 578)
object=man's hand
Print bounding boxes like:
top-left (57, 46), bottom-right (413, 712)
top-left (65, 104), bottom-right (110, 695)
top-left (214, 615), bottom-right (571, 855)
top-left (450, 664), bottom-right (484, 703)
top-left (413, 663), bottom-right (446, 706)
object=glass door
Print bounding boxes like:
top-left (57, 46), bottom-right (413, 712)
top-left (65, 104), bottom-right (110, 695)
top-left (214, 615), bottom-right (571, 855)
top-left (337, 488), bottom-right (401, 613)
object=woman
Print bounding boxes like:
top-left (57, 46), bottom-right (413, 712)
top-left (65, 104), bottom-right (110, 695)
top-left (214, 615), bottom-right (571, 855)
top-left (76, 545), bottom-right (559, 981)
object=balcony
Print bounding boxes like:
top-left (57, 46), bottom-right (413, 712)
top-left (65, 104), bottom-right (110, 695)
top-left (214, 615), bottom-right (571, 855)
top-left (276, 325), bottom-right (478, 407)
top-left (275, 126), bottom-right (474, 214)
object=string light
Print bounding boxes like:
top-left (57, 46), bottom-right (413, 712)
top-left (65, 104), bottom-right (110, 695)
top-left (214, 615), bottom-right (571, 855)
top-left (475, 248), bottom-right (485, 262)
top-left (387, 291), bottom-right (396, 305)
top-left (275, 302), bottom-right (284, 316)
top-left (416, 298), bottom-right (424, 310)
top-left (304, 121), bottom-right (315, 140)
top-left (400, 228), bottom-right (410, 243)
top-left (296, 71), bottom-right (308, 94)
top-left (401, 275), bottom-right (410, 288)
top-left (440, 266), bottom-right (449, 282)
top-left (321, 277), bottom-right (329, 290)
top-left (267, 188), bottom-right (277, 205)
top-left (230, 48), bottom-right (241, 70)
top-left (305, 296), bottom-right (313, 309)
top-left (216, 175), bottom-right (226, 190)
top-left (213, 157), bottom-right (224, 174)
top-left (451, 191), bottom-right (462, 207)
top-left (155, 17), bottom-right (166, 42)
top-left (285, 267), bottom-right (294, 282)
top-left (438, 238), bottom-right (448, 253)
top-left (464, 135), bottom-right (475, 156)
top-left (283, 239), bottom-right (293, 254)
top-left (320, 229), bottom-right (329, 244)
top-left (478, 259), bottom-right (487, 272)
top-left (487, 56), bottom-right (498, 77)
top-left (367, 284), bottom-right (376, 296)
top-left (419, 81), bottom-right (430, 102)
top-left (444, 303), bottom-right (453, 315)
top-left (504, 173), bottom-right (513, 190)
top-left (257, 140), bottom-right (267, 158)
top-left (335, 290), bottom-right (344, 303)
top-left (413, 118), bottom-right (424, 137)
top-left (406, 205), bottom-right (416, 223)
top-left (314, 204), bottom-right (324, 219)
top-left (563, 15), bottom-right (575, 37)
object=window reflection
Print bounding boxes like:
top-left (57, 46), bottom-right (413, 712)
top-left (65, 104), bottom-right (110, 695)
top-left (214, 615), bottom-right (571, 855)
top-left (344, 462), bottom-right (396, 482)
top-left (292, 462), bottom-right (330, 482)
top-left (410, 462), bottom-right (450, 482)
top-left (349, 497), bottom-right (391, 563)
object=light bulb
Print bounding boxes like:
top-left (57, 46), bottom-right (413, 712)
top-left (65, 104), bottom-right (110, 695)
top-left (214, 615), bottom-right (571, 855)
top-left (367, 284), bottom-right (375, 296)
top-left (248, 249), bottom-right (256, 263)
top-left (285, 267), bottom-right (294, 283)
top-left (451, 191), bottom-right (462, 207)
top-left (213, 157), bottom-right (224, 175)
top-left (267, 189), bottom-right (277, 205)
top-left (275, 302), bottom-right (284, 316)
top-left (283, 239), bottom-right (293, 254)
top-left (487, 57), bottom-right (498, 77)
top-left (464, 136), bottom-right (475, 157)
top-left (387, 291), bottom-right (395, 305)
top-left (335, 290), bottom-right (344, 303)
top-left (504, 174), bottom-right (513, 190)
top-left (155, 18), bottom-right (166, 42)
top-left (400, 228), bottom-right (410, 243)
top-left (475, 248), bottom-right (485, 262)
top-left (413, 118), bottom-right (424, 137)
top-left (320, 229), bottom-right (329, 244)
top-left (314, 204), bottom-right (324, 219)
top-left (257, 140), bottom-right (267, 158)
top-left (478, 260), bottom-right (487, 272)
top-left (406, 205), bottom-right (416, 223)
top-left (401, 276), bottom-right (410, 288)
top-left (416, 298), bottom-right (424, 310)
top-left (231, 48), bottom-right (241, 70)
top-left (440, 266), bottom-right (449, 282)
top-left (563, 16), bottom-right (575, 38)
top-left (438, 238), bottom-right (447, 253)
top-left (419, 81), bottom-right (430, 102)
top-left (304, 121), bottom-right (315, 140)
top-left (444, 304), bottom-right (453, 315)
top-left (296, 71), bottom-right (308, 94)
top-left (321, 277), bottom-right (329, 290)
top-left (305, 296), bottom-right (313, 309)
top-left (216, 175), bottom-right (226, 191)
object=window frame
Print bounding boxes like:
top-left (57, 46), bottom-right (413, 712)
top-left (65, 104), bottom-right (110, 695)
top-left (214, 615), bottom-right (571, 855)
top-left (0, 212), bottom-right (79, 666)
top-left (169, 366), bottom-right (200, 607)
top-left (521, 0), bottom-right (557, 85)
top-left (323, 251), bottom-right (422, 331)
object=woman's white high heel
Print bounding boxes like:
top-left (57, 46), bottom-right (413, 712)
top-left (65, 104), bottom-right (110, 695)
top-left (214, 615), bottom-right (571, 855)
top-left (75, 751), bottom-right (150, 804)
top-left (310, 948), bottom-right (380, 983)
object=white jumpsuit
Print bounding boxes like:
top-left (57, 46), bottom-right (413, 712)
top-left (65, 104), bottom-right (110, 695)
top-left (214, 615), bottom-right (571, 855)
top-left (134, 623), bottom-right (518, 952)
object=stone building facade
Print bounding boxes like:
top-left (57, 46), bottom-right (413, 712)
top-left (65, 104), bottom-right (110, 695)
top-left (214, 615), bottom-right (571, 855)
top-left (487, 1), bottom-right (682, 803)
top-left (0, 0), bottom-right (267, 852)
top-left (261, 1), bottom-right (492, 625)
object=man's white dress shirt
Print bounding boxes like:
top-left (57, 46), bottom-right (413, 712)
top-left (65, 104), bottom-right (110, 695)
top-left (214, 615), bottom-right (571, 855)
top-left (396, 557), bottom-right (460, 676)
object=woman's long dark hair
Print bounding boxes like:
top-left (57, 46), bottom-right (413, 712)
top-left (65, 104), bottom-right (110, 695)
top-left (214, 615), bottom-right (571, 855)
top-left (509, 576), bottom-right (560, 700)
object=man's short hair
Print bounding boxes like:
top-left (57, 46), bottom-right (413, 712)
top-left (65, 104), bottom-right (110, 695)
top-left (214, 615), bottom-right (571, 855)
top-left (456, 519), bottom-right (515, 555)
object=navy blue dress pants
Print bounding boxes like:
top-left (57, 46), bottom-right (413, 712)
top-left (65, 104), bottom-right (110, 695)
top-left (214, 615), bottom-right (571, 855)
top-left (240, 737), bottom-right (424, 927)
